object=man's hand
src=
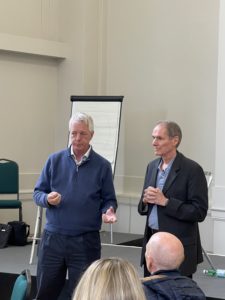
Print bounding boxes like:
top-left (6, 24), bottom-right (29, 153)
top-left (143, 186), bottom-right (168, 206)
top-left (102, 206), bottom-right (117, 223)
top-left (47, 191), bottom-right (61, 206)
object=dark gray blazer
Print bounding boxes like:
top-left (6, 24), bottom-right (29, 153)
top-left (138, 151), bottom-right (208, 276)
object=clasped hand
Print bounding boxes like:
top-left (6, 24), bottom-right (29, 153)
top-left (143, 186), bottom-right (167, 206)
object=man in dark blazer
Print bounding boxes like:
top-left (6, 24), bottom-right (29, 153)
top-left (138, 121), bottom-right (208, 277)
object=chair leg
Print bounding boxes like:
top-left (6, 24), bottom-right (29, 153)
top-left (110, 223), bottom-right (114, 244)
top-left (202, 246), bottom-right (216, 270)
top-left (29, 206), bottom-right (43, 264)
top-left (19, 207), bottom-right (23, 221)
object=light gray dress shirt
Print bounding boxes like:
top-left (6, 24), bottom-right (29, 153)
top-left (148, 158), bottom-right (174, 230)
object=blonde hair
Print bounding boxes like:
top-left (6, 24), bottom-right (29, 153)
top-left (73, 257), bottom-right (146, 300)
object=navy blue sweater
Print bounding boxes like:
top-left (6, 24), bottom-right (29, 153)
top-left (33, 147), bottom-right (117, 236)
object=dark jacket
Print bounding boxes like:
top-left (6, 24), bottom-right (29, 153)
top-left (142, 270), bottom-right (206, 300)
top-left (138, 152), bottom-right (208, 275)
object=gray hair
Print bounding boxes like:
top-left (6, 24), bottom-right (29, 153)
top-left (156, 120), bottom-right (182, 147)
top-left (69, 112), bottom-right (94, 132)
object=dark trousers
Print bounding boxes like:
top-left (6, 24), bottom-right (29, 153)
top-left (36, 230), bottom-right (101, 300)
top-left (143, 227), bottom-right (194, 278)
top-left (144, 227), bottom-right (159, 277)
top-left (144, 262), bottom-right (151, 277)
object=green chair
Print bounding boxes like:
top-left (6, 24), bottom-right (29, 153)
top-left (10, 269), bottom-right (32, 300)
top-left (0, 158), bottom-right (22, 221)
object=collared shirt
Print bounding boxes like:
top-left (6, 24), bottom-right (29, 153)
top-left (70, 145), bottom-right (91, 166)
top-left (148, 157), bottom-right (175, 230)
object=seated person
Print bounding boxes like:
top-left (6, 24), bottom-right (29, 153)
top-left (73, 257), bottom-right (146, 300)
top-left (142, 232), bottom-right (206, 299)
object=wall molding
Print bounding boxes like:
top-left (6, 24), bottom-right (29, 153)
top-left (0, 32), bottom-right (69, 58)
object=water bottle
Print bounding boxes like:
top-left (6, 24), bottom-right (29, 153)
top-left (203, 269), bottom-right (225, 278)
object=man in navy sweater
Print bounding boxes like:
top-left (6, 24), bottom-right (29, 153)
top-left (33, 112), bottom-right (117, 300)
top-left (142, 232), bottom-right (206, 299)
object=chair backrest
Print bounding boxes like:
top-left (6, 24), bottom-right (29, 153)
top-left (11, 269), bottom-right (31, 300)
top-left (0, 159), bottom-right (19, 194)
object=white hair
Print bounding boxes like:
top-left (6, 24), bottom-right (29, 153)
top-left (69, 112), bottom-right (94, 132)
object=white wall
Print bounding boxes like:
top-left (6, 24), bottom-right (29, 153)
top-left (0, 0), bottom-right (61, 224)
top-left (0, 0), bottom-right (222, 254)
top-left (104, 0), bottom-right (218, 195)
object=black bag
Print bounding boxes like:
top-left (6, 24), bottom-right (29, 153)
top-left (8, 221), bottom-right (30, 246)
top-left (0, 223), bottom-right (12, 248)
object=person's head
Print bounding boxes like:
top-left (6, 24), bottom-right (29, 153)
top-left (69, 112), bottom-right (94, 157)
top-left (73, 257), bottom-right (146, 300)
top-left (152, 121), bottom-right (182, 160)
top-left (145, 232), bottom-right (185, 274)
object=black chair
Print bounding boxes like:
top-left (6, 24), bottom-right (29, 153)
top-left (10, 269), bottom-right (31, 300)
top-left (0, 158), bottom-right (22, 221)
